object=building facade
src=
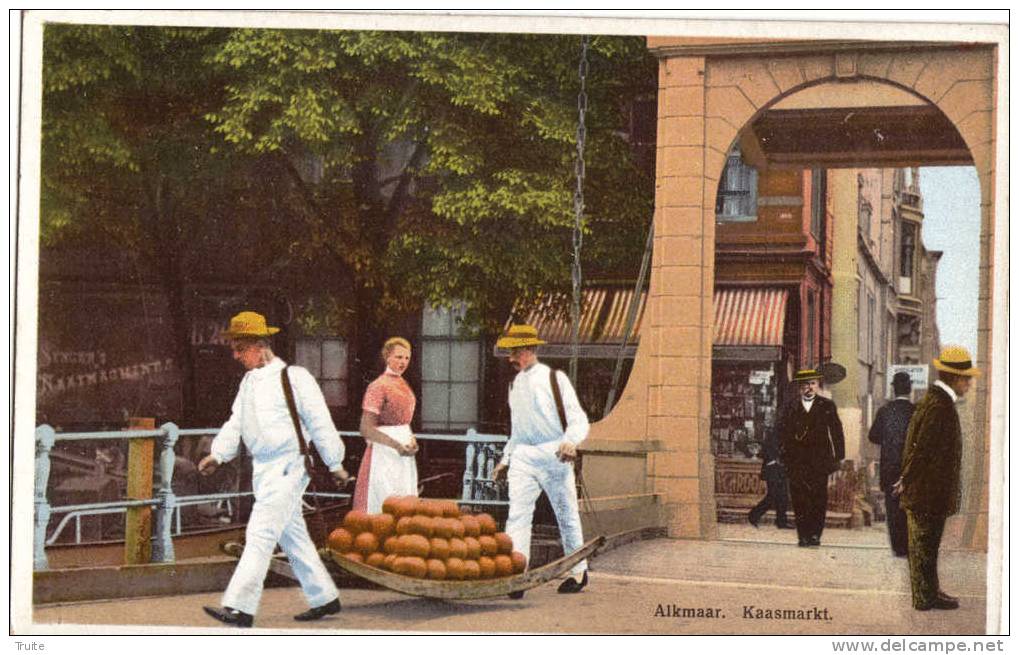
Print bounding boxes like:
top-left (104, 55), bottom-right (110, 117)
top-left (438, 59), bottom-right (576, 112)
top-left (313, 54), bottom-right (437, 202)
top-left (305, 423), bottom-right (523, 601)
top-left (829, 167), bottom-right (941, 465)
top-left (710, 153), bottom-right (835, 518)
top-left (583, 36), bottom-right (998, 547)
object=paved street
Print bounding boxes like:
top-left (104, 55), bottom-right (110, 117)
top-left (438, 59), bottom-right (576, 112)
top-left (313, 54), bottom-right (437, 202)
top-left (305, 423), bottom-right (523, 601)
top-left (31, 525), bottom-right (989, 635)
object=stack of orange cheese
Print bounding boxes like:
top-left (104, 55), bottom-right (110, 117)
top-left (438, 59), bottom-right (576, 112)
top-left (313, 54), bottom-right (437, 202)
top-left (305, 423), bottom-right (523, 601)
top-left (328, 496), bottom-right (527, 580)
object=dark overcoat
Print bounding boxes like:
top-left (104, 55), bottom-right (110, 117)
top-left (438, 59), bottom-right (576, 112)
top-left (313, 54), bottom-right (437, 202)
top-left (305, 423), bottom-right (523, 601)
top-left (867, 398), bottom-right (915, 492)
top-left (899, 385), bottom-right (962, 517)
top-left (778, 395), bottom-right (846, 478)
top-left (758, 429), bottom-right (786, 482)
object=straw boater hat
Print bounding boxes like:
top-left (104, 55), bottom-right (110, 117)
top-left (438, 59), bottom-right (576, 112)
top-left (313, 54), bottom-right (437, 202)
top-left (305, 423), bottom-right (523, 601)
top-left (221, 311), bottom-right (280, 339)
top-left (496, 324), bottom-right (546, 350)
top-left (792, 368), bottom-right (824, 383)
top-left (932, 345), bottom-right (981, 377)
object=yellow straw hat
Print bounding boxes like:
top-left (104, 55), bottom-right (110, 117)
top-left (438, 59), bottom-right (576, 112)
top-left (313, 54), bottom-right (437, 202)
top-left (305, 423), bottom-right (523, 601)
top-left (932, 345), bottom-right (980, 377)
top-left (792, 368), bottom-right (823, 383)
top-left (221, 311), bottom-right (280, 339)
top-left (496, 324), bottom-right (546, 349)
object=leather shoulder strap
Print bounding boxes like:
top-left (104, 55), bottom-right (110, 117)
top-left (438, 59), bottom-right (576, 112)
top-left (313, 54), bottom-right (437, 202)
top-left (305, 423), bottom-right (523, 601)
top-left (549, 368), bottom-right (567, 434)
top-left (281, 366), bottom-right (309, 456)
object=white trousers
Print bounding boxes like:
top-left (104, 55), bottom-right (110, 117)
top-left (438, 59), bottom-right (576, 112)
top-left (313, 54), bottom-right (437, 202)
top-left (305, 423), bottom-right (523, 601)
top-left (505, 442), bottom-right (588, 578)
top-left (222, 456), bottom-right (338, 615)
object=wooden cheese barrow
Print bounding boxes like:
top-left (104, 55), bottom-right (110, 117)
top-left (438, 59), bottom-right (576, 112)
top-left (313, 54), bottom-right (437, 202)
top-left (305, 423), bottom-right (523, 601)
top-left (221, 536), bottom-right (604, 600)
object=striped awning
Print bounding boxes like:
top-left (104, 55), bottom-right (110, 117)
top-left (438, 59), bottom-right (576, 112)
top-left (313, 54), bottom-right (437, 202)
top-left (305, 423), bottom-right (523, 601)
top-left (508, 287), bottom-right (647, 358)
top-left (504, 285), bottom-right (786, 357)
top-left (713, 287), bottom-right (789, 347)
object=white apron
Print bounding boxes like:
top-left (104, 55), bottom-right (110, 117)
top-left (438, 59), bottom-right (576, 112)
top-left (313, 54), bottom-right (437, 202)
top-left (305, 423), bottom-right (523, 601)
top-left (365, 424), bottom-right (419, 513)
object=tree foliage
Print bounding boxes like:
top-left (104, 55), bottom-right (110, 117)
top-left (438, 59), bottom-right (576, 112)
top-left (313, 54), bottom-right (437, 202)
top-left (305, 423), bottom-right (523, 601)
top-left (203, 29), bottom-right (656, 332)
top-left (40, 23), bottom-right (656, 417)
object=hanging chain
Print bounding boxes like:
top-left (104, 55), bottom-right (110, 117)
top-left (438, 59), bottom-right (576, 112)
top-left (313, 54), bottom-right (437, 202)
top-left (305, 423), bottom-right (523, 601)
top-left (569, 35), bottom-right (589, 386)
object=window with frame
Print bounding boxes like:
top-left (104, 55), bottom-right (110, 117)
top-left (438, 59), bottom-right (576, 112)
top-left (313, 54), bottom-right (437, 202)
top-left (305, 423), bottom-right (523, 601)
top-left (810, 168), bottom-right (827, 244)
top-left (885, 310), bottom-right (894, 373)
top-left (806, 291), bottom-right (816, 369)
top-left (420, 304), bottom-right (481, 431)
top-left (859, 197), bottom-right (873, 242)
top-left (857, 280), bottom-right (866, 356)
top-left (295, 337), bottom-right (348, 408)
top-left (899, 222), bottom-right (916, 295)
top-left (867, 292), bottom-right (876, 364)
top-left (715, 146), bottom-right (758, 222)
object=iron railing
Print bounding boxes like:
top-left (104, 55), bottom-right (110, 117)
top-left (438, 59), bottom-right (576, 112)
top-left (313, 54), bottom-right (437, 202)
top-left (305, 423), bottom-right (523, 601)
top-left (33, 424), bottom-right (508, 570)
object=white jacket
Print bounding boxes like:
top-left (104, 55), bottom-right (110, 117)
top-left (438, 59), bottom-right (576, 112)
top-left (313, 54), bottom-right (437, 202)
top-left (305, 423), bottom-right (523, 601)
top-left (500, 362), bottom-right (589, 466)
top-left (210, 358), bottom-right (345, 479)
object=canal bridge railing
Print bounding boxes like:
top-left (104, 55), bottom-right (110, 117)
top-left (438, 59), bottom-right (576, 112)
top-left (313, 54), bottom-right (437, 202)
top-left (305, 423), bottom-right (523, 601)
top-left (33, 424), bottom-right (508, 571)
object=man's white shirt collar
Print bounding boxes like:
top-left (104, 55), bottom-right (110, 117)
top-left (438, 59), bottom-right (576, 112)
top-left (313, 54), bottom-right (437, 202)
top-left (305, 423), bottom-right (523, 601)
top-left (934, 379), bottom-right (959, 403)
top-left (801, 396), bottom-right (815, 411)
top-left (249, 356), bottom-right (284, 380)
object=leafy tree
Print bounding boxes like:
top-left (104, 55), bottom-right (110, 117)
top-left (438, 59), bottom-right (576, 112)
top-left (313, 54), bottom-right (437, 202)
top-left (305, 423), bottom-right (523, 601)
top-left (40, 24), bottom-right (656, 421)
top-left (41, 24), bottom-right (250, 422)
top-left (207, 29), bottom-right (656, 388)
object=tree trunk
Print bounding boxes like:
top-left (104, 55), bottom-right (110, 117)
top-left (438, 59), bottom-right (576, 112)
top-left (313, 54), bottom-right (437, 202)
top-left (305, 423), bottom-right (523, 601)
top-left (149, 176), bottom-right (198, 426)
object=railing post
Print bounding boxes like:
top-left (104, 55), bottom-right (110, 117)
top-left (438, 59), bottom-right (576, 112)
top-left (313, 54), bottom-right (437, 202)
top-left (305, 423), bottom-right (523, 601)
top-left (487, 445), bottom-right (501, 500)
top-left (152, 422), bottom-right (179, 563)
top-left (477, 445), bottom-right (490, 499)
top-left (124, 418), bottom-right (156, 565)
top-left (463, 433), bottom-right (477, 502)
top-left (34, 425), bottom-right (56, 571)
top-left (485, 446), bottom-right (496, 480)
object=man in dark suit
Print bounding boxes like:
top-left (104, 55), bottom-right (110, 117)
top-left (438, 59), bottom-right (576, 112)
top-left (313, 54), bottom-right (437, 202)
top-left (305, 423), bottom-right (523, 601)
top-left (778, 368), bottom-right (845, 547)
top-left (868, 371), bottom-right (915, 557)
top-left (748, 428), bottom-right (794, 529)
top-left (892, 346), bottom-right (979, 611)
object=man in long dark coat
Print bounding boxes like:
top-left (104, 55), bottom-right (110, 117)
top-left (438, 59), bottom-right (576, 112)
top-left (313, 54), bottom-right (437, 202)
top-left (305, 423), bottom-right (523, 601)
top-left (893, 346), bottom-right (979, 611)
top-left (867, 371), bottom-right (915, 557)
top-left (778, 368), bottom-right (845, 547)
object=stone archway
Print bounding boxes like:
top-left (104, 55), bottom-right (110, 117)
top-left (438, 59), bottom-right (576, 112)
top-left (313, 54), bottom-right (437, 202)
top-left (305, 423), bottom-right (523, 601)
top-left (590, 40), bottom-right (998, 548)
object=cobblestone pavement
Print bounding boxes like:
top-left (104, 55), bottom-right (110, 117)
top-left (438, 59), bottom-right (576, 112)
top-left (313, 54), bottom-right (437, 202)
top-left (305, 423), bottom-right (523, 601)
top-left (30, 526), bottom-right (992, 635)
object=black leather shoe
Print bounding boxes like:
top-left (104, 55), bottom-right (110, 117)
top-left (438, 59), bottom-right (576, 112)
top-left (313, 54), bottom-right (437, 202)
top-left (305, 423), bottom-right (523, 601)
top-left (797, 540), bottom-right (810, 547)
top-left (203, 606), bottom-right (253, 628)
top-left (808, 536), bottom-right (821, 547)
top-left (557, 571), bottom-right (588, 594)
top-left (937, 590), bottom-right (959, 603)
top-left (507, 590), bottom-right (525, 599)
top-left (748, 514), bottom-right (760, 528)
top-left (916, 597), bottom-right (959, 611)
top-left (294, 598), bottom-right (341, 621)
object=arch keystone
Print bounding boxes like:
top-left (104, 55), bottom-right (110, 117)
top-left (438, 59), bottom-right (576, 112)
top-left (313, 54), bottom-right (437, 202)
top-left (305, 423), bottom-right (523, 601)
top-left (798, 55), bottom-right (836, 84)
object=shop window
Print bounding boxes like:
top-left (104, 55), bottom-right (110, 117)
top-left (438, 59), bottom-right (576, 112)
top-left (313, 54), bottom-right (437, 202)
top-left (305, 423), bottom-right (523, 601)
top-left (899, 222), bottom-right (916, 295)
top-left (715, 146), bottom-right (758, 222)
top-left (295, 337), bottom-right (348, 408)
top-left (421, 304), bottom-right (480, 431)
top-left (710, 362), bottom-right (778, 459)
